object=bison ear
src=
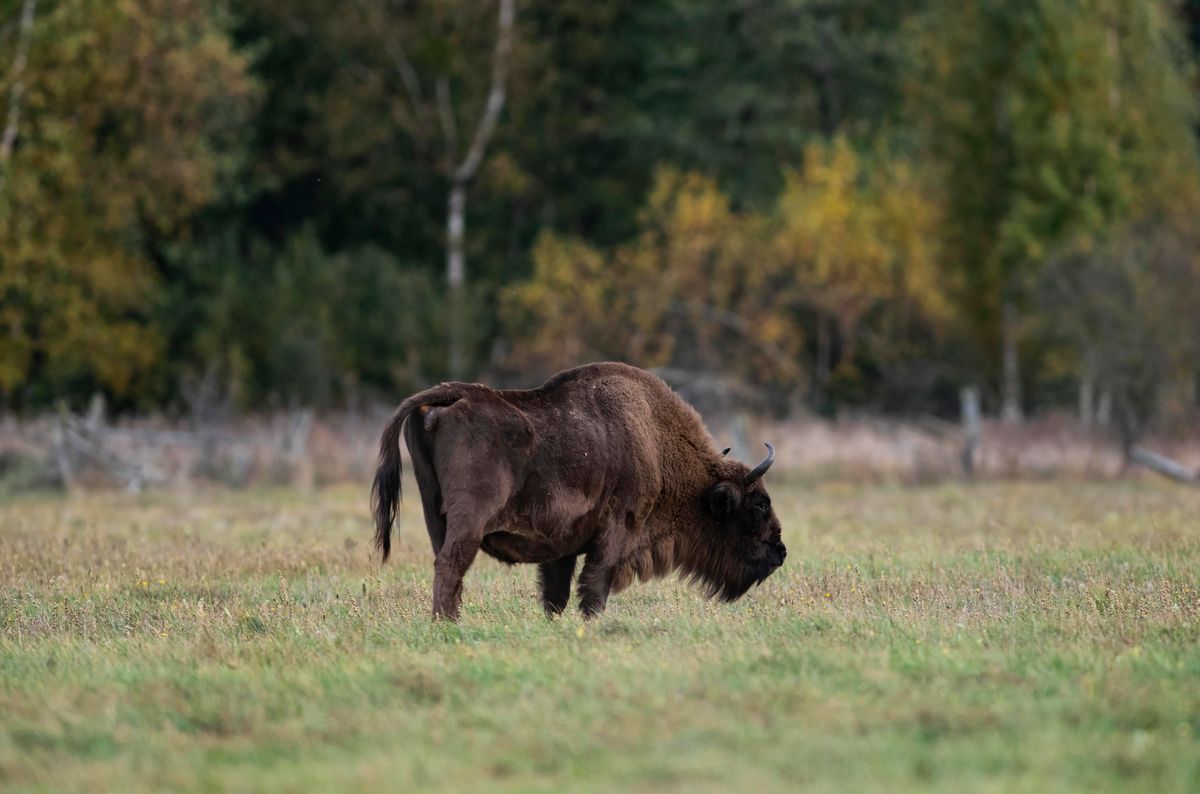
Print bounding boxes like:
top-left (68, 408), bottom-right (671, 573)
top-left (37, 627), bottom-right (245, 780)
top-left (708, 481), bottom-right (742, 518)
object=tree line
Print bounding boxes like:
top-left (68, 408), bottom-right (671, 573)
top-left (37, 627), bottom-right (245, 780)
top-left (2, 0), bottom-right (1199, 442)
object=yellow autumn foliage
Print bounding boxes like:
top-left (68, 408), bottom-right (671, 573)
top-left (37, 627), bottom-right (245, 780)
top-left (771, 138), bottom-right (948, 354)
top-left (505, 140), bottom-right (948, 392)
top-left (0, 0), bottom-right (257, 397)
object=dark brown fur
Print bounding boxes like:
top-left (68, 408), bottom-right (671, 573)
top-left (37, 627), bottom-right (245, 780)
top-left (371, 362), bottom-right (786, 620)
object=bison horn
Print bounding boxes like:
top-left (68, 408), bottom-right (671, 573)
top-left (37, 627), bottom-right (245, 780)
top-left (743, 442), bottom-right (775, 486)
top-left (721, 447), bottom-right (731, 456)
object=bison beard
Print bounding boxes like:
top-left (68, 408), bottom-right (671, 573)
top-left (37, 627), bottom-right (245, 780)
top-left (371, 362), bottom-right (786, 620)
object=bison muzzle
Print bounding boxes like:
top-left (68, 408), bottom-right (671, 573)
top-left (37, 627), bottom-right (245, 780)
top-left (371, 362), bottom-right (785, 620)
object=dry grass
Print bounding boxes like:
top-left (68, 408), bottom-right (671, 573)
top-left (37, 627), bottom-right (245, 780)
top-left (2, 479), bottom-right (1199, 792)
top-left (761, 415), bottom-right (1200, 483)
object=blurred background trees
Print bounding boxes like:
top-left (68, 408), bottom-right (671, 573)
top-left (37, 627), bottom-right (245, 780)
top-left (2, 0), bottom-right (1199, 437)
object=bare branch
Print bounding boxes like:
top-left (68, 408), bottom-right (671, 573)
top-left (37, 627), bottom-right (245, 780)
top-left (436, 75), bottom-right (458, 161)
top-left (0, 0), bottom-right (37, 193)
top-left (669, 300), bottom-right (805, 382)
top-left (354, 0), bottom-right (428, 130)
top-left (452, 0), bottom-right (514, 184)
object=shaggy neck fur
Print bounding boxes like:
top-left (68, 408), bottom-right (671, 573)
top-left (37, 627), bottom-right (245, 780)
top-left (625, 449), bottom-right (764, 602)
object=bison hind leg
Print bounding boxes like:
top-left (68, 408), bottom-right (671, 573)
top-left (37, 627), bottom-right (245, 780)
top-left (404, 406), bottom-right (447, 555)
top-left (538, 555), bottom-right (577, 617)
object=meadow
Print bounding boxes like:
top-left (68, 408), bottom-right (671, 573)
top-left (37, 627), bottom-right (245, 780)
top-left (1, 478), bottom-right (1198, 792)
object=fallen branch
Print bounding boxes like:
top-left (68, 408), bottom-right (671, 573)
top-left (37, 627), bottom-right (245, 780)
top-left (1130, 446), bottom-right (1197, 484)
top-left (57, 412), bottom-right (167, 492)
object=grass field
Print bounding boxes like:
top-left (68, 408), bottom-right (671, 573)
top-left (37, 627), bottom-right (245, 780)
top-left (2, 478), bottom-right (1199, 792)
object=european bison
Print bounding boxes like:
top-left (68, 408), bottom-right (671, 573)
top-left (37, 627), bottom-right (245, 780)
top-left (371, 362), bottom-right (785, 620)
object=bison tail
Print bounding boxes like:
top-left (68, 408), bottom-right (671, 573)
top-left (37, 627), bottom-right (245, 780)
top-left (371, 383), bottom-right (474, 562)
top-left (371, 403), bottom-right (407, 562)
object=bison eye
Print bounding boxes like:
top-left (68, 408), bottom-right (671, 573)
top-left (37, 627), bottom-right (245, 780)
top-left (752, 503), bottom-right (768, 519)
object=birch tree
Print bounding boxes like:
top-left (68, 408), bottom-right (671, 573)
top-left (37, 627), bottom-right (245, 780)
top-left (358, 0), bottom-right (515, 378)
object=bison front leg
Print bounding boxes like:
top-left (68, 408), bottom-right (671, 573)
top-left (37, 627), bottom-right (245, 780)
top-left (576, 554), bottom-right (614, 619)
top-left (539, 555), bottom-right (577, 617)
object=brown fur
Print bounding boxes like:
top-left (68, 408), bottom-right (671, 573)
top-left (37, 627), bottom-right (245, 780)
top-left (371, 362), bottom-right (786, 620)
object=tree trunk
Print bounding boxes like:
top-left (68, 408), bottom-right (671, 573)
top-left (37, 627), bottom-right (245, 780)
top-left (814, 312), bottom-right (833, 407)
top-left (1000, 300), bottom-right (1023, 424)
top-left (446, 180), bottom-right (466, 379)
top-left (1079, 359), bottom-right (1096, 429)
top-left (960, 385), bottom-right (981, 477)
top-left (371, 0), bottom-right (514, 381)
top-left (1096, 390), bottom-right (1112, 426)
top-left (440, 0), bottom-right (514, 380)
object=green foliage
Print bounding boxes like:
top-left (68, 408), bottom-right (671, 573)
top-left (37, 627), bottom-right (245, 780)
top-left (630, 0), bottom-right (927, 202)
top-left (161, 228), bottom-right (448, 406)
top-left (908, 0), bottom-right (1200, 375)
top-left (1, 0), bottom-right (1199, 419)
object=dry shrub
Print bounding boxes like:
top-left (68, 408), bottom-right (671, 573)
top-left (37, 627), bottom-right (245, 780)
top-left (2, 408), bottom-right (1198, 493)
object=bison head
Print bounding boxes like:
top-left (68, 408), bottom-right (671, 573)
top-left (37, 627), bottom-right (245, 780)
top-left (695, 443), bottom-right (786, 601)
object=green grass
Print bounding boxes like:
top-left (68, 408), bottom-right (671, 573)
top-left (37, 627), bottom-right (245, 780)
top-left (2, 479), bottom-right (1199, 792)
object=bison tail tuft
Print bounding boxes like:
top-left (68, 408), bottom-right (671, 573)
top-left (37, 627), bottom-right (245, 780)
top-left (371, 383), bottom-right (473, 562)
top-left (371, 406), bottom-right (407, 562)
